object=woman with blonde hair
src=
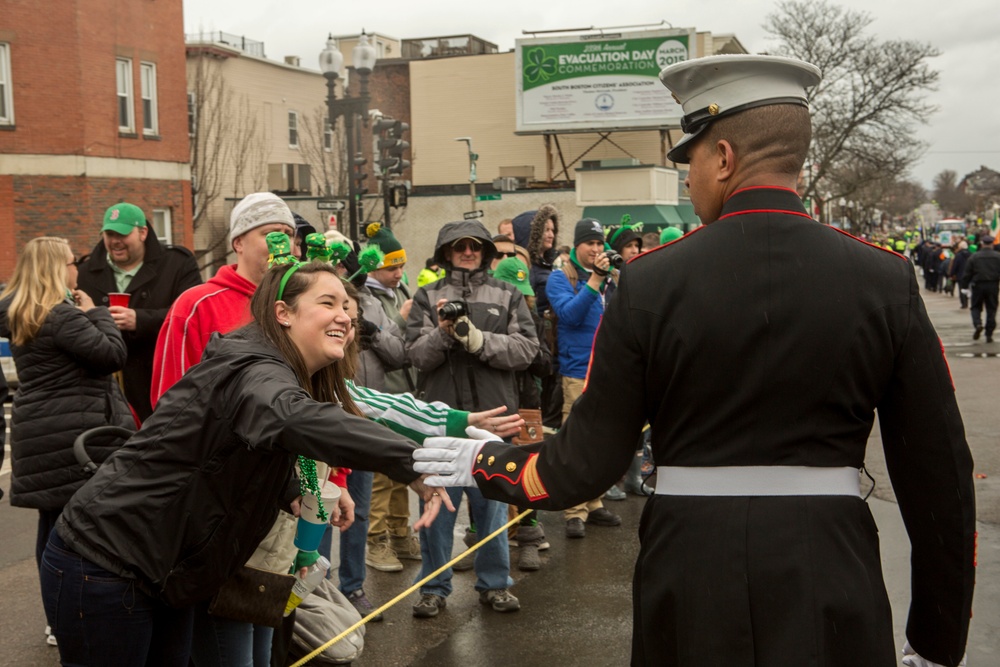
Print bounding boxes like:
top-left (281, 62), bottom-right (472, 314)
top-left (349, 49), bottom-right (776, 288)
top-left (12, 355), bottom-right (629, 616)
top-left (0, 236), bottom-right (134, 647)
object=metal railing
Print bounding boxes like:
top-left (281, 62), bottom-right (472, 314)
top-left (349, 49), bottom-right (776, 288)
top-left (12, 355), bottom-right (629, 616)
top-left (184, 32), bottom-right (265, 58)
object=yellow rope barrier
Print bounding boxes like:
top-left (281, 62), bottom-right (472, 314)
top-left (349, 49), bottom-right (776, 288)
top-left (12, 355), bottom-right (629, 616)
top-left (289, 507), bottom-right (533, 667)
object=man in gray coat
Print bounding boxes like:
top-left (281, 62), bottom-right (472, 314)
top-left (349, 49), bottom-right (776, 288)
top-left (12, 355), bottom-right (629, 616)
top-left (405, 220), bottom-right (538, 618)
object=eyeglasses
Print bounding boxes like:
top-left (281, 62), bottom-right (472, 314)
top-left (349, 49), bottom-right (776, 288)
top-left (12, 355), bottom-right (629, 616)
top-left (67, 257), bottom-right (80, 268)
top-left (452, 239), bottom-right (482, 253)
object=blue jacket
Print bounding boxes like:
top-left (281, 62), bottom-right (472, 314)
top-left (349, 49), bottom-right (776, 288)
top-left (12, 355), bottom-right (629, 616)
top-left (547, 262), bottom-right (604, 379)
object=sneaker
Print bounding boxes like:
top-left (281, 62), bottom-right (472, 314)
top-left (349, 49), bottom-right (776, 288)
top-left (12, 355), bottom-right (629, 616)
top-left (518, 544), bottom-right (541, 571)
top-left (453, 528), bottom-right (476, 572)
top-left (45, 625), bottom-right (57, 647)
top-left (604, 484), bottom-right (627, 501)
top-left (412, 593), bottom-right (446, 618)
top-left (346, 589), bottom-right (384, 622)
top-left (366, 536), bottom-right (403, 572)
top-left (390, 532), bottom-right (422, 561)
top-left (479, 588), bottom-right (520, 613)
top-left (565, 517), bottom-right (586, 538)
top-left (587, 507), bottom-right (622, 527)
top-left (974, 325), bottom-right (983, 340)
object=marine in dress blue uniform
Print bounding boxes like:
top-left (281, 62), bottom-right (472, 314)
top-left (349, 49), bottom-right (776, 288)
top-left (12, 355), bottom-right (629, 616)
top-left (416, 55), bottom-right (975, 667)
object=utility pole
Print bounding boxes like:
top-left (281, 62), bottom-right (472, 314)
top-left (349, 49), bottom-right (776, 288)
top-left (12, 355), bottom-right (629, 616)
top-left (455, 137), bottom-right (478, 212)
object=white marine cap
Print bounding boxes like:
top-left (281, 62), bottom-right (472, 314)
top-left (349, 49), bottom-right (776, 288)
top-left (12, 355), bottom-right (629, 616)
top-left (659, 55), bottom-right (821, 164)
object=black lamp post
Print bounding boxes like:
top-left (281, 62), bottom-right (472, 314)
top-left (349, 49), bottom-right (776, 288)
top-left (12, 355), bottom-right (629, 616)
top-left (319, 32), bottom-right (377, 242)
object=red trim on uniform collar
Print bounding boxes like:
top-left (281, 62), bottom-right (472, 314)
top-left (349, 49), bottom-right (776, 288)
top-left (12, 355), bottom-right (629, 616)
top-left (717, 209), bottom-right (814, 222)
top-left (627, 223), bottom-right (709, 264)
top-left (729, 185), bottom-right (801, 197)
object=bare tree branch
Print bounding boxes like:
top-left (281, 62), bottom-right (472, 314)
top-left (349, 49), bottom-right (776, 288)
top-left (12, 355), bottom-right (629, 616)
top-left (765, 0), bottom-right (940, 218)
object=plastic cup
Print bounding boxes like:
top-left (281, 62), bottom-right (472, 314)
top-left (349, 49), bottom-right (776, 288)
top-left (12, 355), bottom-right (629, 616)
top-left (108, 292), bottom-right (130, 308)
top-left (293, 493), bottom-right (328, 551)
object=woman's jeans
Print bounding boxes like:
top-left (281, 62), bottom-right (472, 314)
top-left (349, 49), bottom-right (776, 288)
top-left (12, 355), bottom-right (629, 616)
top-left (40, 530), bottom-right (194, 666)
top-left (189, 605), bottom-right (274, 667)
top-left (416, 485), bottom-right (512, 597)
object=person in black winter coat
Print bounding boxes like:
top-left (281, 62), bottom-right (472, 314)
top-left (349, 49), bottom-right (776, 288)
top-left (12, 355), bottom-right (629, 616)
top-left (40, 261), bottom-right (450, 665)
top-left (76, 203), bottom-right (202, 421)
top-left (0, 237), bottom-right (134, 642)
top-left (950, 242), bottom-right (972, 308)
top-left (512, 205), bottom-right (562, 428)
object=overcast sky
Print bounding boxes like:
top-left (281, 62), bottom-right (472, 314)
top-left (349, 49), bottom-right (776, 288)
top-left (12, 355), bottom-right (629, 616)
top-left (183, 0), bottom-right (1000, 191)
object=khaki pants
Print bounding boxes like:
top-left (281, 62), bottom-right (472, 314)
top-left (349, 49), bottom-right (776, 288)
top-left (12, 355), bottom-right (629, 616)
top-left (368, 473), bottom-right (411, 540)
top-left (561, 375), bottom-right (604, 522)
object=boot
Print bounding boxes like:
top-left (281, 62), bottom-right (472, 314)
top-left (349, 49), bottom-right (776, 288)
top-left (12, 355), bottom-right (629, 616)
top-left (623, 454), bottom-right (653, 496)
top-left (516, 524), bottom-right (545, 571)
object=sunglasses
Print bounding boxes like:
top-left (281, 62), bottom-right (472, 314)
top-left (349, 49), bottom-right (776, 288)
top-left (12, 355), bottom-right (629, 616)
top-left (452, 239), bottom-right (482, 253)
top-left (496, 251), bottom-right (517, 259)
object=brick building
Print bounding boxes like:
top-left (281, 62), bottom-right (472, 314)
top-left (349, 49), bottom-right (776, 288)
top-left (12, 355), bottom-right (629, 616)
top-left (0, 0), bottom-right (192, 278)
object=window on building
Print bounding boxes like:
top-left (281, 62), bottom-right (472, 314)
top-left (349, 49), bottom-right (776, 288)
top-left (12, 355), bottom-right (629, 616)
top-left (0, 43), bottom-right (13, 126)
top-left (116, 58), bottom-right (134, 132)
top-left (151, 208), bottom-right (172, 244)
top-left (140, 62), bottom-right (158, 135)
top-left (288, 111), bottom-right (299, 148)
top-left (187, 92), bottom-right (196, 137)
top-left (324, 116), bottom-right (332, 152)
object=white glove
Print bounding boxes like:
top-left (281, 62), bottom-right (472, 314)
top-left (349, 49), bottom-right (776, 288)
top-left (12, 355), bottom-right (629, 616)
top-left (901, 640), bottom-right (967, 667)
top-left (451, 316), bottom-right (484, 354)
top-left (412, 426), bottom-right (494, 487)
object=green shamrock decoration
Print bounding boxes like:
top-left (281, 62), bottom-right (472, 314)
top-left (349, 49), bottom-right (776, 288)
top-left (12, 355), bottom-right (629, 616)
top-left (524, 48), bottom-right (557, 84)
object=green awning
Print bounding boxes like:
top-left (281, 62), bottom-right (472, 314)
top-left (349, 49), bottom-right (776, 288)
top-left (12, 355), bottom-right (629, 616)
top-left (582, 204), bottom-right (701, 231)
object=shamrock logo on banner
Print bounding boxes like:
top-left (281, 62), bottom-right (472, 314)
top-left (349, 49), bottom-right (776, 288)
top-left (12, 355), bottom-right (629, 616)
top-left (524, 48), bottom-right (557, 84)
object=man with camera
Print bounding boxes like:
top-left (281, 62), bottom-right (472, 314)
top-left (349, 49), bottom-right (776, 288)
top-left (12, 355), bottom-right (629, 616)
top-left (545, 218), bottom-right (623, 537)
top-left (405, 220), bottom-right (539, 618)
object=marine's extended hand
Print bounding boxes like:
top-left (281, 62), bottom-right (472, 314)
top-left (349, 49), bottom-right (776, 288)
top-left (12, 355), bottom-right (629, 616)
top-left (412, 426), bottom-right (498, 487)
top-left (467, 405), bottom-right (524, 439)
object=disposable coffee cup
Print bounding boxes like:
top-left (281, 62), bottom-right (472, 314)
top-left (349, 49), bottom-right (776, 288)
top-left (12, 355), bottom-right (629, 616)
top-left (294, 493), bottom-right (327, 551)
top-left (319, 480), bottom-right (342, 506)
top-left (108, 292), bottom-right (130, 308)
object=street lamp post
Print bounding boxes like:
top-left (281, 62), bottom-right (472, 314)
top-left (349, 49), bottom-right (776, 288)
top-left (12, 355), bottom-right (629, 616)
top-left (319, 32), bottom-right (378, 242)
top-left (455, 137), bottom-right (478, 213)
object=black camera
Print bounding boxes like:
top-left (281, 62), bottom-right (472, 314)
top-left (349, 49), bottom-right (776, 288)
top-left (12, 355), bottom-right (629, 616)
top-left (604, 251), bottom-right (624, 269)
top-left (438, 300), bottom-right (468, 321)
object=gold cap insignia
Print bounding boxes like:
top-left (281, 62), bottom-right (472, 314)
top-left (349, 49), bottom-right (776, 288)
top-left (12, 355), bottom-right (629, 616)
top-left (708, 103), bottom-right (720, 116)
top-left (671, 92), bottom-right (681, 105)
top-left (487, 456), bottom-right (495, 466)
top-left (506, 462), bottom-right (516, 473)
top-left (476, 453), bottom-right (483, 463)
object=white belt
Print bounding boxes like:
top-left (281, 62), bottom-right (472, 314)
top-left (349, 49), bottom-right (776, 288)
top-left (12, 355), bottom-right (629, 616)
top-left (654, 466), bottom-right (861, 497)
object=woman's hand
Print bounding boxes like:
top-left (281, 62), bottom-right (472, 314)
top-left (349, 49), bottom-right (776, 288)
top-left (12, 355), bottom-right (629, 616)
top-left (467, 405), bottom-right (523, 439)
top-left (330, 486), bottom-right (355, 532)
top-left (410, 477), bottom-right (456, 530)
top-left (73, 289), bottom-right (95, 311)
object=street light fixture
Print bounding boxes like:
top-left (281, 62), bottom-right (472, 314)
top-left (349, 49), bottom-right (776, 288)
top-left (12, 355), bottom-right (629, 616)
top-left (455, 137), bottom-right (478, 213)
top-left (319, 31), bottom-right (378, 242)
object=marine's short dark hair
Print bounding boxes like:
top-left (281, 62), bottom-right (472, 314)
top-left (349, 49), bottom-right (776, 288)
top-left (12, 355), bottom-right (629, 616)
top-left (699, 104), bottom-right (811, 177)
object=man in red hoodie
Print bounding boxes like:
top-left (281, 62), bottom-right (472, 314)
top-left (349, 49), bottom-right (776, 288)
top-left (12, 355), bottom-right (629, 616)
top-left (151, 193), bottom-right (295, 403)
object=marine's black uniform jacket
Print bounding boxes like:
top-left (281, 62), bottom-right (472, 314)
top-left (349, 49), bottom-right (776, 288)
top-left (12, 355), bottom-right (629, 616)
top-left (472, 187), bottom-right (976, 666)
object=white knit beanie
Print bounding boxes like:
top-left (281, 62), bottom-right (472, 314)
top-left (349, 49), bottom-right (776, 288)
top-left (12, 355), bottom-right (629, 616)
top-left (229, 193), bottom-right (294, 243)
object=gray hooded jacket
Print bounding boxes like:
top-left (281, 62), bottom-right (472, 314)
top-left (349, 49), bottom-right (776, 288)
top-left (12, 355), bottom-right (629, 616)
top-left (405, 221), bottom-right (539, 413)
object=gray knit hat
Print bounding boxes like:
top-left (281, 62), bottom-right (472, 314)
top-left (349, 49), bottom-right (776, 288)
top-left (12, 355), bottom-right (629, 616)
top-left (229, 193), bottom-right (295, 243)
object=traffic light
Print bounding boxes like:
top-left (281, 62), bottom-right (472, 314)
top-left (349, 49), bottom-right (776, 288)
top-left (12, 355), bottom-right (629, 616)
top-left (352, 153), bottom-right (369, 196)
top-left (388, 121), bottom-right (410, 177)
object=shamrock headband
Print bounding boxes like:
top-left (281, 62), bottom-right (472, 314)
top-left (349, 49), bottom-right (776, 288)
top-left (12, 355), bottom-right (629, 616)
top-left (347, 245), bottom-right (385, 282)
top-left (606, 213), bottom-right (644, 247)
top-left (266, 231), bottom-right (303, 302)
